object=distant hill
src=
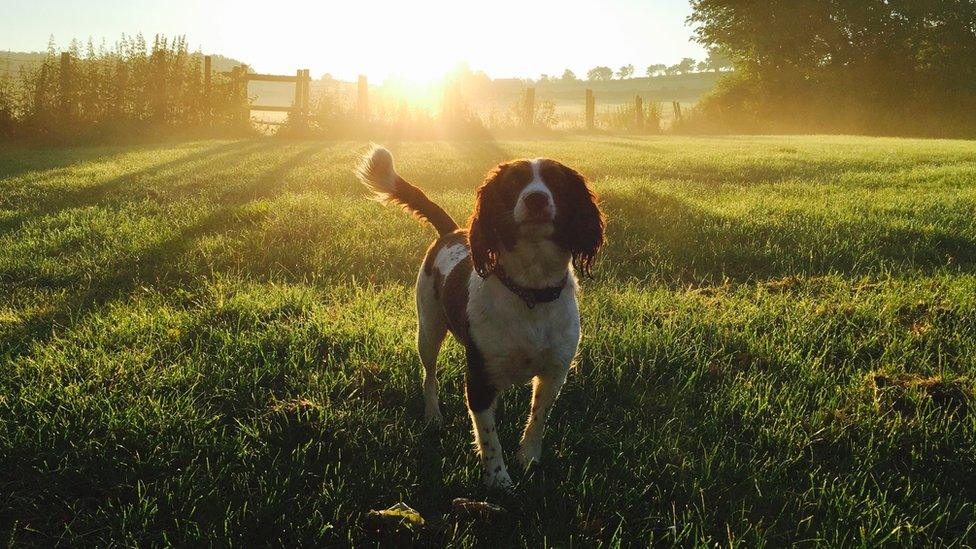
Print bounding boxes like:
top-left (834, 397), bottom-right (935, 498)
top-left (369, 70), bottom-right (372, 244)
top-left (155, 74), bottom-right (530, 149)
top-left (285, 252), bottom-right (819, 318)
top-left (0, 51), bottom-right (47, 77)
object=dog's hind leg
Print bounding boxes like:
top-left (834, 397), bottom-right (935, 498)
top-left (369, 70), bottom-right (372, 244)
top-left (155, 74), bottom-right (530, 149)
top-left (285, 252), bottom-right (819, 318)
top-left (417, 274), bottom-right (448, 425)
top-left (418, 317), bottom-right (447, 424)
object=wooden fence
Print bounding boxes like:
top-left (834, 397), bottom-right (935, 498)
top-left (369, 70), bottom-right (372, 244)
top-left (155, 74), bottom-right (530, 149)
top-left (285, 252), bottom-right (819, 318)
top-left (223, 63), bottom-right (374, 125)
top-left (25, 52), bottom-right (688, 130)
top-left (39, 53), bottom-right (311, 126)
top-left (222, 63), bottom-right (312, 125)
top-left (206, 58), bottom-right (687, 130)
top-left (218, 63), bottom-right (685, 130)
top-left (520, 86), bottom-right (684, 130)
top-left (36, 52), bottom-right (682, 130)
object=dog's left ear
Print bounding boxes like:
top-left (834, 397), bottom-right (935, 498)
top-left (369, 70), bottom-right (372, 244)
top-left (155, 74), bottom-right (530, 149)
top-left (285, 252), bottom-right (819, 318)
top-left (553, 164), bottom-right (605, 276)
top-left (468, 163), bottom-right (510, 278)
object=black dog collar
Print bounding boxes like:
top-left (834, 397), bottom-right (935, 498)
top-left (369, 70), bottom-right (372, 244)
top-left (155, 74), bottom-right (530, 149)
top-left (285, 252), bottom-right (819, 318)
top-left (491, 265), bottom-right (568, 309)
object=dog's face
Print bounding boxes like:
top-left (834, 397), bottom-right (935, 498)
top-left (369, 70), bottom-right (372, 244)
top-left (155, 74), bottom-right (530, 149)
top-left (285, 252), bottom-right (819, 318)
top-left (468, 159), bottom-right (605, 277)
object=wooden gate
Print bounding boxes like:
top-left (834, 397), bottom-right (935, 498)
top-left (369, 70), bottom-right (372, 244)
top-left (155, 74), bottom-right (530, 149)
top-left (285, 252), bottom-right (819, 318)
top-left (228, 65), bottom-right (312, 124)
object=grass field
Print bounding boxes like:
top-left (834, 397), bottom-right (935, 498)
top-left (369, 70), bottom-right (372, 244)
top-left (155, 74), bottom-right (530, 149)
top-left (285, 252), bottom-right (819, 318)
top-left (2, 135), bottom-right (976, 545)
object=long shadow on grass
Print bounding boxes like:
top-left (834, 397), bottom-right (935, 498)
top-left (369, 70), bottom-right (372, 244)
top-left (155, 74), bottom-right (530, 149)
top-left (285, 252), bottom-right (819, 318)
top-left (0, 145), bottom-right (323, 538)
top-left (0, 142), bottom-right (148, 180)
top-left (0, 143), bottom-right (324, 359)
top-left (600, 188), bottom-right (976, 285)
top-left (0, 140), bottom-right (300, 290)
top-left (0, 142), bottom-right (331, 542)
top-left (0, 140), bottom-right (267, 235)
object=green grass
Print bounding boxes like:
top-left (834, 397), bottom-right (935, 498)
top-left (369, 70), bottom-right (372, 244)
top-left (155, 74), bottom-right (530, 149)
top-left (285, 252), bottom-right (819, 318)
top-left (1, 135), bottom-right (976, 545)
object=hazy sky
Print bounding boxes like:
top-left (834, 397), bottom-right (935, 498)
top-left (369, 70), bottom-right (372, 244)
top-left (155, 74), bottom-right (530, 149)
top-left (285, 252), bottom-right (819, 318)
top-left (2, 0), bottom-right (706, 81)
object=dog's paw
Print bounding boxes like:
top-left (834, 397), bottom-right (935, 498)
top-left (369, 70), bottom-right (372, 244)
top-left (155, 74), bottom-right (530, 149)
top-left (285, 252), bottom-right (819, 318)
top-left (484, 469), bottom-right (513, 491)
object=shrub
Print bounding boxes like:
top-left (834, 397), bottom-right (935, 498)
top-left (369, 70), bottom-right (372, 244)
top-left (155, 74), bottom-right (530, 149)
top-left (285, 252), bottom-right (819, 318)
top-left (1, 34), bottom-right (250, 142)
top-left (598, 101), bottom-right (662, 133)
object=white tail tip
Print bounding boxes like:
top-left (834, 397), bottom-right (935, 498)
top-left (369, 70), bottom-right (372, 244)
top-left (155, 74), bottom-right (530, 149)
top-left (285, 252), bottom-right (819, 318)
top-left (356, 144), bottom-right (398, 197)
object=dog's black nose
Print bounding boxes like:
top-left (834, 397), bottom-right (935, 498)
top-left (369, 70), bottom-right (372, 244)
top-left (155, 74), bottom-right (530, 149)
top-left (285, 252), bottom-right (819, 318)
top-left (523, 192), bottom-right (549, 212)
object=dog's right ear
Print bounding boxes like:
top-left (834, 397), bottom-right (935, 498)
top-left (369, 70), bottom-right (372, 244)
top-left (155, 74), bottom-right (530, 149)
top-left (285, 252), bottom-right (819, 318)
top-left (468, 163), bottom-right (510, 278)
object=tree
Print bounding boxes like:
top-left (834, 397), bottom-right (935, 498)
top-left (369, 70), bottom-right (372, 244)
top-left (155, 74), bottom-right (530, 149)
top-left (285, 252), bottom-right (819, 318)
top-left (676, 57), bottom-right (697, 74)
top-left (586, 66), bottom-right (614, 81)
top-left (617, 64), bottom-right (635, 79)
top-left (646, 63), bottom-right (667, 77)
top-left (561, 69), bottom-right (577, 81)
top-left (689, 1), bottom-right (974, 81)
top-left (688, 0), bottom-right (976, 135)
top-left (539, 74), bottom-right (551, 83)
top-left (702, 48), bottom-right (733, 72)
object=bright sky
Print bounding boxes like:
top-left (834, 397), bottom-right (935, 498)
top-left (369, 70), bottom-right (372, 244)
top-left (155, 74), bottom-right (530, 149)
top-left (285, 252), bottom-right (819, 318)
top-left (2, 0), bottom-right (705, 81)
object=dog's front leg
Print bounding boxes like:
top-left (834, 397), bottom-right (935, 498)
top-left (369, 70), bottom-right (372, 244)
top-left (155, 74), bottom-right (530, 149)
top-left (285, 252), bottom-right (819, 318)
top-left (517, 366), bottom-right (569, 468)
top-left (468, 399), bottom-right (512, 489)
top-left (465, 347), bottom-right (512, 489)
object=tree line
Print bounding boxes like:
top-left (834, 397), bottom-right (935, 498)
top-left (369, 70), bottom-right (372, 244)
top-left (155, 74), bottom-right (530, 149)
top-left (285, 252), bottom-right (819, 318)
top-left (536, 50), bottom-right (732, 83)
top-left (687, 0), bottom-right (976, 136)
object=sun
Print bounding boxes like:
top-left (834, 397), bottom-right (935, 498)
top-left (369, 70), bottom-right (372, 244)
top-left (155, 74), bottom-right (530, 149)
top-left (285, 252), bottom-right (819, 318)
top-left (213, 0), bottom-right (484, 84)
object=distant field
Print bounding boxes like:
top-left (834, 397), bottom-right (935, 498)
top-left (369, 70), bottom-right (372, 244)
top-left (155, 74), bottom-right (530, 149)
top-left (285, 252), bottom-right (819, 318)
top-left (244, 71), bottom-right (720, 107)
top-left (250, 72), bottom-right (718, 129)
top-left (1, 136), bottom-right (976, 545)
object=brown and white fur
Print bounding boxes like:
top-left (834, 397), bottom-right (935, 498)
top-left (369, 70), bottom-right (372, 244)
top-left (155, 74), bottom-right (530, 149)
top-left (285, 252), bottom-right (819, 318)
top-left (357, 145), bottom-right (604, 488)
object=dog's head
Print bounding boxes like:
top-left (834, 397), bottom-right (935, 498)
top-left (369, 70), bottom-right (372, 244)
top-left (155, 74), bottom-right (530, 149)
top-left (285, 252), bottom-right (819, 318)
top-left (468, 159), bottom-right (605, 278)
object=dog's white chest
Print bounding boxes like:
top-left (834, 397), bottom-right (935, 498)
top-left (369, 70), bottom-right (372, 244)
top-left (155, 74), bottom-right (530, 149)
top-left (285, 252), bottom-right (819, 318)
top-left (467, 274), bottom-right (581, 388)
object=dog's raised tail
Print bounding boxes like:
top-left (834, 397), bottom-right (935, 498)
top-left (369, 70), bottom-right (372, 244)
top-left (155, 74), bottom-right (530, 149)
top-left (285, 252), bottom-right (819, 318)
top-left (356, 145), bottom-right (459, 236)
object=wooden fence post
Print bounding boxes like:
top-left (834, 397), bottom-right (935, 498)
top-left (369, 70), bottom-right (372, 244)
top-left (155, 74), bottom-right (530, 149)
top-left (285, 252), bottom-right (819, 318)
top-left (357, 75), bottom-right (368, 120)
top-left (203, 55), bottom-right (212, 123)
top-left (585, 89), bottom-right (595, 130)
top-left (203, 56), bottom-right (212, 95)
top-left (303, 69), bottom-right (311, 116)
top-left (242, 65), bottom-right (250, 123)
top-left (522, 87), bottom-right (535, 128)
top-left (59, 52), bottom-right (73, 121)
top-left (293, 69), bottom-right (304, 125)
top-left (230, 65), bottom-right (240, 120)
top-left (634, 95), bottom-right (643, 130)
top-left (233, 65), bottom-right (249, 123)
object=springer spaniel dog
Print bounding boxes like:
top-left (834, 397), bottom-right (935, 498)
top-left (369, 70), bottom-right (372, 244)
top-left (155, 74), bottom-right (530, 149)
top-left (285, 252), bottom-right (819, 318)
top-left (357, 146), bottom-right (605, 488)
